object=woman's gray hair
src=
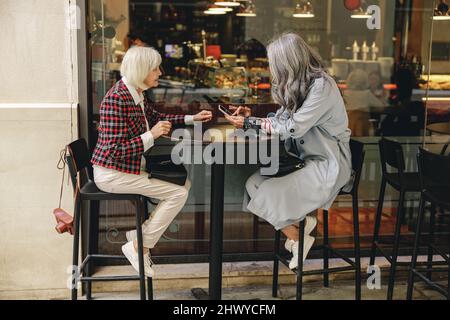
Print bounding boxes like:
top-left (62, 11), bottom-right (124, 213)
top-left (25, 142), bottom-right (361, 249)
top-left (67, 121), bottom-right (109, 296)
top-left (267, 32), bottom-right (326, 113)
top-left (120, 46), bottom-right (161, 89)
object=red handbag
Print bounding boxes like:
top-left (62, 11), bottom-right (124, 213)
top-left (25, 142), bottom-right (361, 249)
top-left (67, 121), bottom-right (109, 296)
top-left (53, 147), bottom-right (74, 235)
top-left (53, 208), bottom-right (74, 235)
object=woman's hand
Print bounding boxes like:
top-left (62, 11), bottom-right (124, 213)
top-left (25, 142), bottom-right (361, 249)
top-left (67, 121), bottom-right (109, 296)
top-left (230, 105), bottom-right (252, 117)
top-left (150, 121), bottom-right (172, 139)
top-left (223, 113), bottom-right (245, 129)
top-left (193, 110), bottom-right (213, 122)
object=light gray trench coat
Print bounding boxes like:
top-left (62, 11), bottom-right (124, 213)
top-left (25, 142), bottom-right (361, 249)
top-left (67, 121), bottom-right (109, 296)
top-left (244, 75), bottom-right (353, 231)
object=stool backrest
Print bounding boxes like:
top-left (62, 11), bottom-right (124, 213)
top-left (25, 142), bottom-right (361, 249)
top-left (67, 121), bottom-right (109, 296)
top-left (418, 147), bottom-right (450, 191)
top-left (66, 138), bottom-right (91, 193)
top-left (378, 138), bottom-right (405, 174)
top-left (349, 139), bottom-right (365, 194)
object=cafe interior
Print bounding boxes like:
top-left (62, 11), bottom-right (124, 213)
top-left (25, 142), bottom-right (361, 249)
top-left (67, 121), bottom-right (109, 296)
top-left (80, 0), bottom-right (450, 299)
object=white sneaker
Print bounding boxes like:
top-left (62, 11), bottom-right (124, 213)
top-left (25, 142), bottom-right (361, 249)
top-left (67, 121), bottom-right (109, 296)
top-left (126, 230), bottom-right (137, 242)
top-left (288, 235), bottom-right (315, 270)
top-left (121, 241), bottom-right (155, 277)
top-left (284, 239), bottom-right (296, 253)
top-left (284, 215), bottom-right (318, 253)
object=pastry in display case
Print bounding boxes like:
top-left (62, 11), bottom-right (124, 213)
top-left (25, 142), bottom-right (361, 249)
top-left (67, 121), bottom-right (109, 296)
top-left (188, 59), bottom-right (249, 90)
top-left (419, 75), bottom-right (450, 90)
top-left (214, 67), bottom-right (248, 89)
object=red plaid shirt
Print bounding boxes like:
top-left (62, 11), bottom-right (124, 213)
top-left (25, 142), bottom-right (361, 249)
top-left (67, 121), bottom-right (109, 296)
top-left (91, 80), bottom-right (186, 175)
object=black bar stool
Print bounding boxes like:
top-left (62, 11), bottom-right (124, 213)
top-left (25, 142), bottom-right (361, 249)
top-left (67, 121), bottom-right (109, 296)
top-left (272, 139), bottom-right (365, 300)
top-left (407, 148), bottom-right (450, 299)
top-left (369, 138), bottom-right (422, 299)
top-left (66, 138), bottom-right (153, 300)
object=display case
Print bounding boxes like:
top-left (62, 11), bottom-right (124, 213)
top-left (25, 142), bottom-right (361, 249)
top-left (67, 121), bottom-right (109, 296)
top-left (187, 60), bottom-right (249, 91)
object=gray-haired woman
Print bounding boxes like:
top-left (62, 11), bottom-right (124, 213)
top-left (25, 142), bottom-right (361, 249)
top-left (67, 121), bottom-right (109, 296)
top-left (224, 33), bottom-right (352, 269)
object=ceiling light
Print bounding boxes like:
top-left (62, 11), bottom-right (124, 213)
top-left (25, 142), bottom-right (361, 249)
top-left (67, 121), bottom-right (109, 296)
top-left (215, 1), bottom-right (241, 7)
top-left (204, 10), bottom-right (227, 15)
top-left (208, 7), bottom-right (233, 12)
top-left (351, 6), bottom-right (370, 19)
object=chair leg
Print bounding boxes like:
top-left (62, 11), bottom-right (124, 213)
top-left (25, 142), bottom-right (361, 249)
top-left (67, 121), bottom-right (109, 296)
top-left (253, 216), bottom-right (259, 252)
top-left (272, 230), bottom-right (281, 298)
top-left (71, 196), bottom-right (81, 300)
top-left (135, 199), bottom-right (146, 301)
top-left (85, 200), bottom-right (97, 301)
top-left (370, 178), bottom-right (386, 267)
top-left (387, 190), bottom-right (406, 300)
top-left (144, 198), bottom-right (150, 220)
top-left (323, 210), bottom-right (329, 288)
top-left (426, 204), bottom-right (436, 280)
top-left (448, 237), bottom-right (450, 301)
top-left (352, 195), bottom-right (362, 300)
top-left (407, 196), bottom-right (426, 300)
top-left (147, 277), bottom-right (154, 300)
top-left (296, 219), bottom-right (306, 300)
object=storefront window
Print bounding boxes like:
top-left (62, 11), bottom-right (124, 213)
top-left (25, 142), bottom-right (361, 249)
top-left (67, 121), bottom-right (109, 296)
top-left (86, 0), bottom-right (448, 262)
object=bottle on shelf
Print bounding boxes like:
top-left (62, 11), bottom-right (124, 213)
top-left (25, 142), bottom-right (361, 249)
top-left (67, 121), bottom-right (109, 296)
top-left (361, 41), bottom-right (369, 61)
top-left (352, 40), bottom-right (360, 60)
top-left (371, 42), bottom-right (379, 61)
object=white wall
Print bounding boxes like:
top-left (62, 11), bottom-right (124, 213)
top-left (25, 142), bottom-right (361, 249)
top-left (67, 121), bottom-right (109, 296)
top-left (0, 0), bottom-right (78, 299)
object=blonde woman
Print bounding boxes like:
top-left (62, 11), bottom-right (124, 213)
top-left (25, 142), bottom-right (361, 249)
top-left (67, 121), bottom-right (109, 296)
top-left (224, 33), bottom-right (352, 269)
top-left (91, 46), bottom-right (212, 276)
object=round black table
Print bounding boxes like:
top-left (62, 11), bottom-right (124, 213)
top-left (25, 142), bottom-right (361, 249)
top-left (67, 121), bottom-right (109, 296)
top-left (427, 122), bottom-right (450, 155)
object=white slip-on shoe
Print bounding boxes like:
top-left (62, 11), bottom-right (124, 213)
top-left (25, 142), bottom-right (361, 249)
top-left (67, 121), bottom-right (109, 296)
top-left (121, 241), bottom-right (154, 277)
top-left (284, 239), bottom-right (296, 253)
top-left (126, 230), bottom-right (137, 242)
top-left (288, 235), bottom-right (315, 270)
top-left (305, 215), bottom-right (318, 236)
top-left (284, 216), bottom-right (318, 253)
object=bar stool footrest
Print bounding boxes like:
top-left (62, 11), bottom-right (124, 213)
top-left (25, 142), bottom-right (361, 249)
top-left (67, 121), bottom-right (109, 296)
top-left (411, 269), bottom-right (449, 297)
top-left (79, 275), bottom-right (143, 282)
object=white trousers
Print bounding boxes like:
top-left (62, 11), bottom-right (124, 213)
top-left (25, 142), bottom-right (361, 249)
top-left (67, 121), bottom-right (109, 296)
top-left (94, 166), bottom-right (190, 248)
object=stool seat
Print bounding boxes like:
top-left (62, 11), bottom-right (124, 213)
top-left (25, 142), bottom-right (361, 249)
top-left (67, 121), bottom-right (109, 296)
top-left (80, 180), bottom-right (140, 201)
top-left (385, 172), bottom-right (421, 191)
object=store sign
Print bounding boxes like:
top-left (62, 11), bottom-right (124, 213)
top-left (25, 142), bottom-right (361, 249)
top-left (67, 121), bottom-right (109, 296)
top-left (367, 5), bottom-right (381, 30)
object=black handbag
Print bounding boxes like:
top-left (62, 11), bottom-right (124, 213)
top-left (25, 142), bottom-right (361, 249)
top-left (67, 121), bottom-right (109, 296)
top-left (260, 139), bottom-right (306, 178)
top-left (260, 154), bottom-right (305, 178)
top-left (144, 154), bottom-right (188, 186)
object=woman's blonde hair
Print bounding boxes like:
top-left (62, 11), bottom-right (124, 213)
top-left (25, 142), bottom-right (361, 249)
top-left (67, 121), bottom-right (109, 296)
top-left (267, 32), bottom-right (326, 113)
top-left (120, 46), bottom-right (161, 89)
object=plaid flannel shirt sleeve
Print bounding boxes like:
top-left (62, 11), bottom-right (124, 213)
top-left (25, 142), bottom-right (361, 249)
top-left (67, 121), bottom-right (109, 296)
top-left (144, 100), bottom-right (186, 128)
top-left (100, 93), bottom-right (144, 160)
